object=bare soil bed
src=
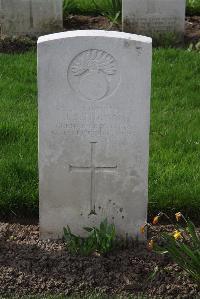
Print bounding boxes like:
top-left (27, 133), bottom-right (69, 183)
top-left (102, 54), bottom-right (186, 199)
top-left (63, 14), bottom-right (120, 31)
top-left (185, 16), bottom-right (200, 43)
top-left (0, 16), bottom-right (199, 54)
top-left (0, 222), bottom-right (199, 298)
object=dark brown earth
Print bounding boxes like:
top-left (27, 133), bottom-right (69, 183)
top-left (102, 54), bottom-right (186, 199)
top-left (0, 222), bottom-right (199, 298)
top-left (63, 15), bottom-right (121, 31)
top-left (0, 36), bottom-right (36, 54)
top-left (0, 15), bottom-right (199, 54)
top-left (185, 16), bottom-right (200, 43)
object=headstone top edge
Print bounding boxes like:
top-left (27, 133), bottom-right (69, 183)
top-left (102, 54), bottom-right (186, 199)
top-left (37, 30), bottom-right (152, 45)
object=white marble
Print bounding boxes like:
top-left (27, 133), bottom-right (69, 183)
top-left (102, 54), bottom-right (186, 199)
top-left (123, 0), bottom-right (186, 38)
top-left (38, 30), bottom-right (152, 240)
top-left (0, 0), bottom-right (63, 37)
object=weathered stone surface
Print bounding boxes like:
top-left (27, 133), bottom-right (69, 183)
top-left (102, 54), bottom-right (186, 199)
top-left (123, 0), bottom-right (186, 39)
top-left (38, 30), bottom-right (152, 239)
top-left (0, 0), bottom-right (63, 37)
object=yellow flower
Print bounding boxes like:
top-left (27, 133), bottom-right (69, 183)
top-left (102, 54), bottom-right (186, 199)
top-left (147, 239), bottom-right (154, 250)
top-left (140, 225), bottom-right (145, 234)
top-left (173, 230), bottom-right (182, 240)
top-left (175, 212), bottom-right (182, 222)
top-left (152, 216), bottom-right (159, 225)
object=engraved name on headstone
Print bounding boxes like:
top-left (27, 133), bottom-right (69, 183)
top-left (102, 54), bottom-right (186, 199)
top-left (38, 31), bottom-right (152, 239)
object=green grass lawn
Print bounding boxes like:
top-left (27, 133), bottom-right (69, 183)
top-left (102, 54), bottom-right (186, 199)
top-left (150, 48), bottom-right (200, 220)
top-left (0, 52), bottom-right (38, 217)
top-left (0, 48), bottom-right (200, 220)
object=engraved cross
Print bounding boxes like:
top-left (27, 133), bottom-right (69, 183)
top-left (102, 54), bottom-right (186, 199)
top-left (69, 142), bottom-right (117, 215)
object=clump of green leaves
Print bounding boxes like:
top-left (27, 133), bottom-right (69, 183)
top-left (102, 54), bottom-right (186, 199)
top-left (151, 213), bottom-right (200, 284)
top-left (63, 0), bottom-right (79, 16)
top-left (63, 219), bottom-right (116, 256)
top-left (187, 0), bottom-right (200, 15)
top-left (63, 0), bottom-right (122, 23)
top-left (92, 0), bottom-right (122, 23)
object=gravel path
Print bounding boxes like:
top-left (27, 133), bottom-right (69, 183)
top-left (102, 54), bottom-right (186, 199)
top-left (0, 222), bottom-right (199, 298)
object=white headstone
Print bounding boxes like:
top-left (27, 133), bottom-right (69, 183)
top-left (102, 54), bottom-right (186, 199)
top-left (38, 30), bottom-right (152, 239)
top-left (0, 0), bottom-right (63, 37)
top-left (123, 0), bottom-right (186, 40)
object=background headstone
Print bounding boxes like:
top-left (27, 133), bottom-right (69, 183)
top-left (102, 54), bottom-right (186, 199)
top-left (0, 0), bottom-right (63, 37)
top-left (123, 0), bottom-right (186, 41)
top-left (38, 30), bottom-right (152, 239)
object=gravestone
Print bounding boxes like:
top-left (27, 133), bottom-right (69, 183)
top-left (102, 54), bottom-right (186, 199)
top-left (0, 0), bottom-right (63, 37)
top-left (123, 0), bottom-right (186, 41)
top-left (38, 30), bottom-right (152, 239)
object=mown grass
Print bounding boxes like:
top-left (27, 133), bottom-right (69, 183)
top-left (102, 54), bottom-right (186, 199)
top-left (150, 48), bottom-right (200, 219)
top-left (0, 52), bottom-right (38, 218)
top-left (0, 48), bottom-right (199, 220)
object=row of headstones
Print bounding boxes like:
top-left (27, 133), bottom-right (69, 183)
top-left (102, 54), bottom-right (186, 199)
top-left (0, 0), bottom-right (186, 39)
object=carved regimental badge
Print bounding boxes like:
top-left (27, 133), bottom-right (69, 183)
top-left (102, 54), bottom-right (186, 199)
top-left (68, 49), bottom-right (120, 101)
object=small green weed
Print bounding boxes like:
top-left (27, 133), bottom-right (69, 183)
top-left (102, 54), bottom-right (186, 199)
top-left (63, 219), bottom-right (116, 256)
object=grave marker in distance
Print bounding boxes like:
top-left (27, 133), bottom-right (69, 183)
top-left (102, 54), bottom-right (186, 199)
top-left (123, 0), bottom-right (186, 42)
top-left (0, 0), bottom-right (63, 37)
